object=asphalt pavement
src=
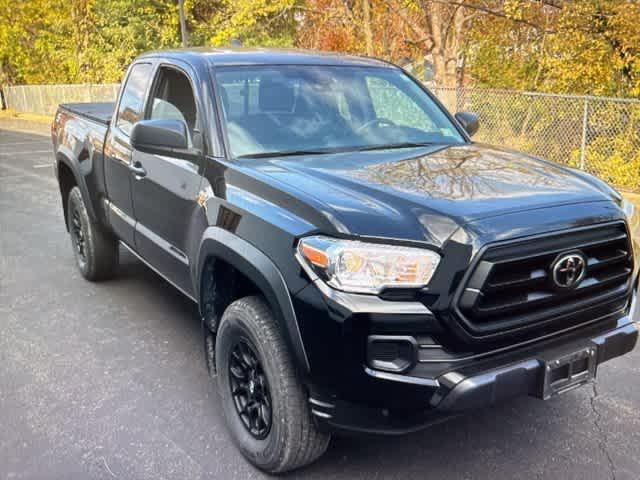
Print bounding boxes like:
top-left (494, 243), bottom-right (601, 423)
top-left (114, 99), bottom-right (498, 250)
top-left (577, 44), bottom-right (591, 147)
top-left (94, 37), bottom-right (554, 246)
top-left (1, 123), bottom-right (639, 480)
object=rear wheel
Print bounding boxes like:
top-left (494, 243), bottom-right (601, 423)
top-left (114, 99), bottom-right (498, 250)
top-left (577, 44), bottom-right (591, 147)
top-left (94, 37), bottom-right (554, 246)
top-left (215, 296), bottom-right (330, 473)
top-left (67, 186), bottom-right (118, 281)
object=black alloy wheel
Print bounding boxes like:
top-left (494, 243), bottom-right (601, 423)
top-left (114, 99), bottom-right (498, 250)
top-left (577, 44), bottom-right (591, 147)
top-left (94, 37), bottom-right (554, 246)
top-left (70, 207), bottom-right (87, 268)
top-left (66, 186), bottom-right (119, 281)
top-left (228, 338), bottom-right (272, 439)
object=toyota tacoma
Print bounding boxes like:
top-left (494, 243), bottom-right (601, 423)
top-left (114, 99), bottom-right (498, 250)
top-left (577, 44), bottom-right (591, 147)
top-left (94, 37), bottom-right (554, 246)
top-left (51, 48), bottom-right (639, 473)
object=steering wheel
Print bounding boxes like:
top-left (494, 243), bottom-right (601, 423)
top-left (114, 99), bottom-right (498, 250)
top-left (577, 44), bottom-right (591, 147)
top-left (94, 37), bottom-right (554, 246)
top-left (356, 117), bottom-right (396, 134)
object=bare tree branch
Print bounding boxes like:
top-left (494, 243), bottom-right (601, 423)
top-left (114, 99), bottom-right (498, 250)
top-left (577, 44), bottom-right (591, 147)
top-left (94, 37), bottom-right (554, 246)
top-left (428, 0), bottom-right (555, 33)
top-left (381, 0), bottom-right (432, 47)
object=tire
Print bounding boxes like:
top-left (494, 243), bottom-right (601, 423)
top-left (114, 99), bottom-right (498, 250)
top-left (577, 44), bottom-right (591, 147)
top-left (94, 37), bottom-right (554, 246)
top-left (215, 296), bottom-right (330, 473)
top-left (67, 186), bottom-right (118, 281)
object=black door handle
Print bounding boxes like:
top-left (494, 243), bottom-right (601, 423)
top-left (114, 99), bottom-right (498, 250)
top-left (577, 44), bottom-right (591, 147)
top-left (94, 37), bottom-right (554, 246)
top-left (129, 161), bottom-right (147, 178)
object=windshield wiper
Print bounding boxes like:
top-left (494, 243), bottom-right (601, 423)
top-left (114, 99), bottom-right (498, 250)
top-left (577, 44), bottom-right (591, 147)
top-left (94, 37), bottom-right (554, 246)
top-left (237, 142), bottom-right (437, 159)
top-left (356, 142), bottom-right (435, 152)
top-left (236, 149), bottom-right (337, 159)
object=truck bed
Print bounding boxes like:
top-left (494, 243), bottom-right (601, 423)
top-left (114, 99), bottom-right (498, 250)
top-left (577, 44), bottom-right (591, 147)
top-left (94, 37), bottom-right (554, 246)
top-left (59, 102), bottom-right (114, 125)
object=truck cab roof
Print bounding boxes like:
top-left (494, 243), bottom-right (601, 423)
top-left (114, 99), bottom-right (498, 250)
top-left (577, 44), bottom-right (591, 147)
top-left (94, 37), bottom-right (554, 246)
top-left (137, 47), bottom-right (394, 68)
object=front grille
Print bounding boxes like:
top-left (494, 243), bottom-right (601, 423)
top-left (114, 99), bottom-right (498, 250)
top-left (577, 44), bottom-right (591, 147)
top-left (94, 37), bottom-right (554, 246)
top-left (455, 222), bottom-right (633, 340)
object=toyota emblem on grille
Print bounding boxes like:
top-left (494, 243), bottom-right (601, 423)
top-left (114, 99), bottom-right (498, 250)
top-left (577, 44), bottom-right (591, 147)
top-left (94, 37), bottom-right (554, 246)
top-left (551, 252), bottom-right (587, 289)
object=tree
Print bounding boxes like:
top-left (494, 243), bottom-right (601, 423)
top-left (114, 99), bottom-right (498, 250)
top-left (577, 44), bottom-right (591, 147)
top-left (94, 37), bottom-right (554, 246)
top-left (0, 0), bottom-right (182, 84)
top-left (297, 1), bottom-right (556, 88)
top-left (296, 0), bottom-right (414, 62)
top-left (2, 0), bottom-right (639, 99)
top-left (467, 0), bottom-right (640, 98)
top-left (191, 0), bottom-right (298, 48)
top-left (0, 0), bottom-right (79, 84)
top-left (84, 0), bottom-right (180, 82)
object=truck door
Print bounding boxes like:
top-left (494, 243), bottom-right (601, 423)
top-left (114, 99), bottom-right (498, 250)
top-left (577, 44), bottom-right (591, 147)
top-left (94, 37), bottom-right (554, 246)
top-left (104, 62), bottom-right (153, 246)
top-left (130, 63), bottom-right (204, 297)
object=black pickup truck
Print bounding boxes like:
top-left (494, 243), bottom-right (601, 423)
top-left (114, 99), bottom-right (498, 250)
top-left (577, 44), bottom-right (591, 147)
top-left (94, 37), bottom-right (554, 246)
top-left (52, 48), bottom-right (639, 473)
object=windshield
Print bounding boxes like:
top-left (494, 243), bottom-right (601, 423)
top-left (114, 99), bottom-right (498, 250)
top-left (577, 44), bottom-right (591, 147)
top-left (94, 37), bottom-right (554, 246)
top-left (214, 65), bottom-right (466, 158)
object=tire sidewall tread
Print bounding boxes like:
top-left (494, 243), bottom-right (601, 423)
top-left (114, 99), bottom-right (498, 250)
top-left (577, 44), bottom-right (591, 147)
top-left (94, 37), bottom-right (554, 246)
top-left (67, 186), bottom-right (118, 281)
top-left (215, 296), bottom-right (329, 473)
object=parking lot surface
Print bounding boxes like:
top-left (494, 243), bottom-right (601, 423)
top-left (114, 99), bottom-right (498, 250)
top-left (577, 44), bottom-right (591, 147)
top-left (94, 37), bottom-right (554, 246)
top-left (1, 125), bottom-right (639, 479)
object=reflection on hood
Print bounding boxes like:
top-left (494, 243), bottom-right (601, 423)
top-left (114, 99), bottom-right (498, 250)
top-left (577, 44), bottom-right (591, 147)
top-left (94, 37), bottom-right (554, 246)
top-left (348, 144), bottom-right (582, 201)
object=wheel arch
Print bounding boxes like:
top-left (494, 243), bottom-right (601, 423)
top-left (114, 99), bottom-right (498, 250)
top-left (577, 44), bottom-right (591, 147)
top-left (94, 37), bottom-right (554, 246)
top-left (196, 227), bottom-right (310, 374)
top-left (55, 149), bottom-right (97, 227)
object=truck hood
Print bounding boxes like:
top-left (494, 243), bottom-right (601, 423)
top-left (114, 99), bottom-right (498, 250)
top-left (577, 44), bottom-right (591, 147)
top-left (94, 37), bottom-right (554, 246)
top-left (246, 143), bottom-right (617, 244)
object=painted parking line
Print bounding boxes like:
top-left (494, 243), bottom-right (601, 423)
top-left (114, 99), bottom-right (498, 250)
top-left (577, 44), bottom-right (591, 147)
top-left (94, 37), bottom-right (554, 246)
top-left (0, 135), bottom-right (47, 144)
top-left (0, 140), bottom-right (50, 146)
top-left (0, 150), bottom-right (52, 156)
top-left (0, 161), bottom-right (57, 185)
top-left (0, 146), bottom-right (50, 154)
top-left (33, 164), bottom-right (52, 169)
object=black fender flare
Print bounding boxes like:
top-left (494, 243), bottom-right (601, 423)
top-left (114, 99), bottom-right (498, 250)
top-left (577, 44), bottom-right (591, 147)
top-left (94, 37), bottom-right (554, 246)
top-left (55, 147), bottom-right (98, 223)
top-left (196, 227), bottom-right (310, 373)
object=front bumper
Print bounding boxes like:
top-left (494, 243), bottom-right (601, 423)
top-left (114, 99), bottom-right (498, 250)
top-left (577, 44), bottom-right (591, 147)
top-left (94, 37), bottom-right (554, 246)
top-left (308, 309), bottom-right (637, 435)
top-left (433, 322), bottom-right (637, 412)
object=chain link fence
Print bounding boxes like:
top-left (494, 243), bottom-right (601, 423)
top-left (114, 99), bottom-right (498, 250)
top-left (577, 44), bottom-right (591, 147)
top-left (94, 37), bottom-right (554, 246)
top-left (2, 84), bottom-right (120, 117)
top-left (432, 87), bottom-right (640, 191)
top-left (2, 83), bottom-right (639, 191)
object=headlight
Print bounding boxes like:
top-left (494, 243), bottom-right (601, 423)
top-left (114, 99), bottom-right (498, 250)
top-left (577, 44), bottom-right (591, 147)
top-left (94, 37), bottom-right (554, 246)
top-left (297, 236), bottom-right (440, 294)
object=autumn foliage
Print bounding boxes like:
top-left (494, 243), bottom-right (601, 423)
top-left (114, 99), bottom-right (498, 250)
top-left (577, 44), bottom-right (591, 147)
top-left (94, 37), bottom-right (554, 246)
top-left (1, 0), bottom-right (638, 99)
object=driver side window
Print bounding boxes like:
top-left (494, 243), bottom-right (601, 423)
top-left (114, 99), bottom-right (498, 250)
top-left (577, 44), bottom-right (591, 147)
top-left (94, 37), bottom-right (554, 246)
top-left (365, 76), bottom-right (435, 132)
top-left (148, 67), bottom-right (198, 146)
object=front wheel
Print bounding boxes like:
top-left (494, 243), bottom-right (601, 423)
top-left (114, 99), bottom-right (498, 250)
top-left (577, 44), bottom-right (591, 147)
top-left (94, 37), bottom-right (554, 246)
top-left (215, 296), bottom-right (330, 473)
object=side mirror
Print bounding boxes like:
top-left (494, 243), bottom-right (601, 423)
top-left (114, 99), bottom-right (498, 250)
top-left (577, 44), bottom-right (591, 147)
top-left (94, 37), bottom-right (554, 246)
top-left (455, 111), bottom-right (479, 137)
top-left (130, 119), bottom-right (189, 154)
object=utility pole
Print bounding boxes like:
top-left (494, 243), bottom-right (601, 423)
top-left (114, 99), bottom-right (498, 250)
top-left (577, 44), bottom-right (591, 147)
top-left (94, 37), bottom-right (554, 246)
top-left (178, 0), bottom-right (188, 47)
top-left (362, 0), bottom-right (374, 56)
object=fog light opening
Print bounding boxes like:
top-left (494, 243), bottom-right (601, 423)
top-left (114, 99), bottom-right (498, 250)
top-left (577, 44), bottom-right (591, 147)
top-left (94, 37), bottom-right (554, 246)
top-left (367, 335), bottom-right (417, 373)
